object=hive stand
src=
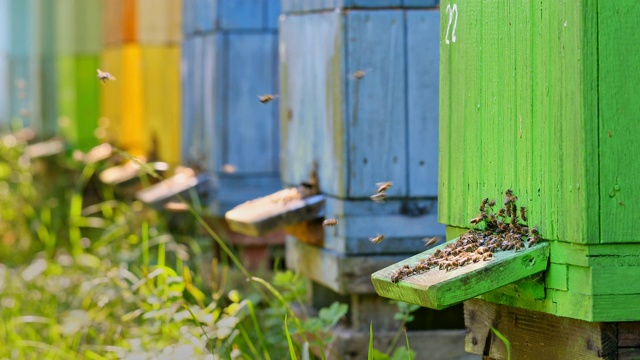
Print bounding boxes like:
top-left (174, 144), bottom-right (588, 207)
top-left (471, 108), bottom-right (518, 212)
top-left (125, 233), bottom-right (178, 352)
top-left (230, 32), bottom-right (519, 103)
top-left (181, 0), bottom-right (284, 270)
top-left (372, 1), bottom-right (640, 359)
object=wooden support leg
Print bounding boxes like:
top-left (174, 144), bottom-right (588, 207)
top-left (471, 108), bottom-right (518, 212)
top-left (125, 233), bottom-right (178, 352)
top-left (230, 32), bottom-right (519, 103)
top-left (464, 299), bottom-right (618, 359)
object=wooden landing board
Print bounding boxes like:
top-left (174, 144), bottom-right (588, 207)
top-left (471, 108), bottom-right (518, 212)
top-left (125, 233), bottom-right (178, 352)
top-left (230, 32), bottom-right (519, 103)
top-left (99, 161), bottom-right (168, 187)
top-left (135, 169), bottom-right (208, 206)
top-left (371, 240), bottom-right (550, 310)
top-left (286, 236), bottom-right (410, 295)
top-left (225, 188), bottom-right (324, 237)
top-left (24, 138), bottom-right (66, 159)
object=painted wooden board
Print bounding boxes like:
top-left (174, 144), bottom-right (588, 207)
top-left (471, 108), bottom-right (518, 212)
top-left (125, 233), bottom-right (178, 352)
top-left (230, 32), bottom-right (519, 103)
top-left (218, 0), bottom-right (265, 30)
top-left (99, 160), bottom-right (168, 187)
top-left (598, 1), bottom-right (640, 244)
top-left (406, 10), bottom-right (439, 197)
top-left (38, 0), bottom-right (58, 138)
top-left (196, 0), bottom-right (216, 34)
top-left (8, 57), bottom-right (39, 131)
top-left (0, 55), bottom-right (8, 129)
top-left (568, 265), bottom-right (640, 296)
top-left (322, 197), bottom-right (445, 254)
top-left (56, 55), bottom-right (101, 151)
top-left (225, 189), bottom-right (325, 237)
top-left (103, 0), bottom-right (123, 45)
top-left (122, 0), bottom-right (137, 42)
top-left (225, 32), bottom-right (279, 174)
top-left (141, 46), bottom-right (181, 165)
top-left (281, 10), bottom-right (440, 199)
top-left (372, 240), bottom-right (549, 310)
top-left (212, 173), bottom-right (283, 214)
top-left (100, 47), bottom-right (123, 146)
top-left (285, 235), bottom-right (411, 294)
top-left (438, 1), bottom-right (600, 245)
top-left (281, 0), bottom-right (439, 13)
top-left (138, 0), bottom-right (182, 45)
top-left (119, 44), bottom-right (145, 158)
top-left (464, 299), bottom-right (618, 360)
top-left (56, 0), bottom-right (103, 55)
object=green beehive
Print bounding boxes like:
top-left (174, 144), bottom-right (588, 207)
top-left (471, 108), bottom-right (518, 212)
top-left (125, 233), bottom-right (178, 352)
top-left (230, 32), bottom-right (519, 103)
top-left (373, 0), bottom-right (640, 330)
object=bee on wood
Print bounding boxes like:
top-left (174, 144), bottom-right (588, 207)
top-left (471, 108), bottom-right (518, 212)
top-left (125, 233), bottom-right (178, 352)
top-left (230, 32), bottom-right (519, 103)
top-left (375, 181), bottom-right (393, 194)
top-left (432, 249), bottom-right (443, 258)
top-left (479, 198), bottom-right (489, 212)
top-left (322, 219), bottom-right (338, 227)
top-left (369, 234), bottom-right (385, 245)
top-left (482, 252), bottom-right (494, 261)
top-left (423, 236), bottom-right (440, 248)
top-left (351, 68), bottom-right (372, 80)
top-left (97, 69), bottom-right (116, 84)
top-left (514, 241), bottom-right (525, 252)
top-left (527, 235), bottom-right (540, 247)
top-left (370, 192), bottom-right (387, 203)
top-left (258, 94), bottom-right (279, 104)
top-left (487, 199), bottom-right (496, 208)
top-left (458, 257), bottom-right (470, 267)
top-left (530, 227), bottom-right (539, 236)
top-left (519, 206), bottom-right (528, 222)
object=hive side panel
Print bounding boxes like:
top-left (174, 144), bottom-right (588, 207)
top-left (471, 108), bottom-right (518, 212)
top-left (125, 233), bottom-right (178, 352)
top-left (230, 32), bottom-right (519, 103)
top-left (279, 13), bottom-right (347, 195)
top-left (75, 0), bottom-right (103, 54)
top-left (225, 33), bottom-right (279, 174)
top-left (346, 10), bottom-right (408, 198)
top-left (406, 10), bottom-right (439, 198)
top-left (73, 55), bottom-right (101, 151)
top-left (103, 0), bottom-right (123, 46)
top-left (202, 34), bottom-right (221, 174)
top-left (218, 0), bottom-right (265, 30)
top-left (120, 44), bottom-right (145, 157)
top-left (438, 1), bottom-right (599, 244)
top-left (598, 0), bottom-right (640, 243)
top-left (100, 47), bottom-right (123, 146)
top-left (180, 37), bottom-right (202, 168)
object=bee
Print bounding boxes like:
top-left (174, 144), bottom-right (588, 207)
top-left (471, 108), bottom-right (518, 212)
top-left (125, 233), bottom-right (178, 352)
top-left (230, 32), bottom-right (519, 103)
top-left (322, 219), bottom-right (338, 227)
top-left (519, 206), bottom-right (528, 222)
top-left (482, 252), bottom-right (494, 261)
top-left (527, 235), bottom-right (540, 247)
top-left (258, 94), bottom-right (279, 104)
top-left (514, 241), bottom-right (525, 252)
top-left (432, 249), bottom-right (443, 258)
top-left (470, 213), bottom-right (487, 225)
top-left (479, 198), bottom-right (489, 212)
top-left (487, 199), bottom-right (496, 208)
top-left (475, 246), bottom-right (489, 255)
top-left (351, 68), bottom-right (372, 80)
top-left (369, 234), bottom-right (385, 244)
top-left (530, 226), bottom-right (539, 236)
top-left (458, 257), bottom-right (470, 267)
top-left (423, 236), bottom-right (440, 248)
top-left (97, 69), bottom-right (116, 84)
top-left (375, 181), bottom-right (393, 194)
top-left (370, 192), bottom-right (387, 203)
top-left (497, 208), bottom-right (506, 217)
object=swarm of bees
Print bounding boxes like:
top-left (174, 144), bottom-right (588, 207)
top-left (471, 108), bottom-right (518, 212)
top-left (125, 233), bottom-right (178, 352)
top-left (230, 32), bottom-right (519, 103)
top-left (370, 181), bottom-right (392, 203)
top-left (97, 69), bottom-right (116, 84)
top-left (390, 190), bottom-right (542, 283)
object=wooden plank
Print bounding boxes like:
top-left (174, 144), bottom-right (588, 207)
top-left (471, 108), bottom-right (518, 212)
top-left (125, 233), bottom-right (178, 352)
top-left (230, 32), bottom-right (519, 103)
top-left (122, 0), bottom-right (137, 42)
top-left (140, 46), bottom-right (181, 165)
top-left (406, 10), bottom-right (439, 198)
top-left (283, 0), bottom-right (423, 13)
top-left (135, 170), bottom-right (208, 207)
top-left (371, 241), bottom-right (550, 310)
top-left (550, 241), bottom-right (589, 267)
top-left (286, 236), bottom-right (408, 295)
top-left (213, 173), bottom-right (283, 214)
top-left (195, 0), bottom-right (216, 33)
top-left (568, 264), bottom-right (640, 295)
top-left (619, 322), bottom-right (640, 348)
top-left (218, 0), bottom-right (265, 30)
top-left (266, 0), bottom-right (281, 30)
top-left (120, 44), bottom-right (145, 158)
top-left (103, 0), bottom-right (123, 45)
top-left (592, 294), bottom-right (640, 322)
top-left (346, 10), bottom-right (408, 198)
top-left (201, 34), bottom-right (219, 172)
top-left (283, 219), bottom-right (324, 247)
top-left (545, 263), bottom-right (568, 291)
top-left (225, 33), bottom-right (279, 174)
top-left (75, 0), bottom-right (103, 54)
top-left (279, 12), bottom-right (347, 197)
top-left (598, 0), bottom-right (640, 244)
top-left (463, 299), bottom-right (618, 359)
top-left (138, 0), bottom-right (182, 45)
top-left (99, 47), bottom-right (123, 146)
top-left (225, 189), bottom-right (325, 237)
top-left (620, 348), bottom-right (640, 360)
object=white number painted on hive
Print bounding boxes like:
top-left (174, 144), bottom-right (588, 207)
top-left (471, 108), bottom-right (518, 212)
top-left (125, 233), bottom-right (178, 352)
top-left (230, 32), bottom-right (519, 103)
top-left (445, 4), bottom-right (458, 45)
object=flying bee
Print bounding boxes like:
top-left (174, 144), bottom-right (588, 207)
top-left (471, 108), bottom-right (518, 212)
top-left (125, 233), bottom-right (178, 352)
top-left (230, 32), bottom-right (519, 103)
top-left (258, 94), bottom-right (279, 104)
top-left (482, 252), bottom-right (494, 261)
top-left (423, 236), bottom-right (440, 248)
top-left (479, 198), bottom-right (489, 212)
top-left (322, 218), bottom-right (338, 227)
top-left (97, 69), bottom-right (116, 84)
top-left (369, 234), bottom-right (385, 245)
top-left (470, 213), bottom-right (487, 225)
top-left (519, 206), bottom-right (528, 222)
top-left (375, 181), bottom-right (393, 193)
top-left (370, 192), bottom-right (387, 203)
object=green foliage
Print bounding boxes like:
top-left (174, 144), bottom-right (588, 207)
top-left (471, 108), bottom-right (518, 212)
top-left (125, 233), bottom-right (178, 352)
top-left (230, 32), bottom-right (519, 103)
top-left (490, 326), bottom-right (511, 360)
top-left (0, 142), bottom-right (349, 359)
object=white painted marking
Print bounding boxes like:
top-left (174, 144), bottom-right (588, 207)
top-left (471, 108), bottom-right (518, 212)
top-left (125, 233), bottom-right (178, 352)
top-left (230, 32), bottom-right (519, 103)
top-left (445, 4), bottom-right (459, 45)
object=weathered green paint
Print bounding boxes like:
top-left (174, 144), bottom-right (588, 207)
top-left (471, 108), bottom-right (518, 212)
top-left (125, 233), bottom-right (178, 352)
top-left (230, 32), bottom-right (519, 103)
top-left (545, 263), bottom-right (568, 291)
top-left (440, 0), bottom-right (640, 244)
top-left (569, 265), bottom-right (640, 296)
top-left (371, 240), bottom-right (549, 310)
top-left (598, 1), bottom-right (640, 244)
top-left (445, 225), bottom-right (466, 241)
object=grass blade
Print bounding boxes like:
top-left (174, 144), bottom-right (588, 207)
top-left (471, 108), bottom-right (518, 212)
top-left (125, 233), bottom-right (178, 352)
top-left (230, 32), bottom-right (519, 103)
top-left (368, 322), bottom-right (374, 360)
top-left (490, 326), bottom-right (511, 360)
top-left (284, 314), bottom-right (298, 360)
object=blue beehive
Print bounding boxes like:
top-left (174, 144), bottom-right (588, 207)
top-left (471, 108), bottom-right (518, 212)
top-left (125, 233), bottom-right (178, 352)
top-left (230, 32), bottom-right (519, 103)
top-left (278, 2), bottom-right (443, 294)
top-left (0, 0), bottom-right (8, 129)
top-left (181, 0), bottom-right (282, 215)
